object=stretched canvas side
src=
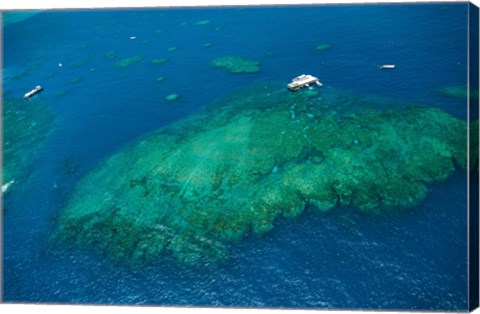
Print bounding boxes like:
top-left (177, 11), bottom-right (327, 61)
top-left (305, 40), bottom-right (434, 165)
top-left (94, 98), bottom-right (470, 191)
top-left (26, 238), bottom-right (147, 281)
top-left (469, 1), bottom-right (480, 312)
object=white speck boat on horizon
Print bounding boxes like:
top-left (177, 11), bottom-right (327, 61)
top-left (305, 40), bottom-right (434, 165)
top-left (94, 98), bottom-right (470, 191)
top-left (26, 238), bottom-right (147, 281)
top-left (288, 74), bottom-right (323, 91)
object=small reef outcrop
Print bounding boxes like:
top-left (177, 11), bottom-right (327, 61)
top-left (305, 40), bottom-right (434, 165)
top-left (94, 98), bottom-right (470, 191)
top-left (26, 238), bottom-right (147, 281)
top-left (210, 56), bottom-right (261, 73)
top-left (315, 44), bottom-right (331, 51)
top-left (438, 85), bottom-right (480, 100)
top-left (114, 55), bottom-right (144, 68)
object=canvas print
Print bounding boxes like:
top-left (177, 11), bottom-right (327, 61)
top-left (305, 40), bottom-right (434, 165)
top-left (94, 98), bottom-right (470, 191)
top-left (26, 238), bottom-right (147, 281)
top-left (1, 1), bottom-right (479, 311)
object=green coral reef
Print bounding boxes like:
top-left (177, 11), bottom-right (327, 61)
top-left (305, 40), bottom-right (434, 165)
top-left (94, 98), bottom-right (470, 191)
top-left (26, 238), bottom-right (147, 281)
top-left (69, 77), bottom-right (83, 84)
top-left (151, 58), bottom-right (169, 65)
top-left (3, 12), bottom-right (40, 26)
top-left (165, 94), bottom-right (180, 102)
top-left (114, 54), bottom-right (144, 68)
top-left (104, 50), bottom-right (117, 60)
top-left (195, 19), bottom-right (212, 26)
top-left (315, 44), bottom-right (332, 51)
top-left (3, 98), bottom-right (54, 194)
top-left (438, 85), bottom-right (480, 100)
top-left (53, 84), bottom-right (468, 267)
top-left (210, 56), bottom-right (261, 73)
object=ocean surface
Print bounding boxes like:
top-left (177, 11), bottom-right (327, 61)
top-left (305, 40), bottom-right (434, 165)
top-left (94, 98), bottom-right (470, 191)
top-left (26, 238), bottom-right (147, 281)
top-left (1, 3), bottom-right (474, 310)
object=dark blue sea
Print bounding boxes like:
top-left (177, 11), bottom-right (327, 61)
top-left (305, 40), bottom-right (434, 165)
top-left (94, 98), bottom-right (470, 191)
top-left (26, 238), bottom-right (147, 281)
top-left (2, 3), bottom-right (473, 311)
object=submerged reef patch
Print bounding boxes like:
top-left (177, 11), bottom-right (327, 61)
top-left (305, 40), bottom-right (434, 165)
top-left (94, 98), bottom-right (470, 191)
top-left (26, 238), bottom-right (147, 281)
top-left (3, 12), bottom-right (40, 26)
top-left (114, 55), bottom-right (144, 68)
top-left (69, 77), bottom-right (83, 84)
top-left (315, 44), bottom-right (332, 51)
top-left (3, 98), bottom-right (54, 195)
top-left (195, 19), bottom-right (212, 26)
top-left (53, 84), bottom-right (468, 267)
top-left (165, 94), bottom-right (180, 102)
top-left (104, 50), bottom-right (117, 60)
top-left (56, 90), bottom-right (69, 97)
top-left (151, 58), bottom-right (169, 64)
top-left (438, 85), bottom-right (480, 100)
top-left (210, 56), bottom-right (261, 73)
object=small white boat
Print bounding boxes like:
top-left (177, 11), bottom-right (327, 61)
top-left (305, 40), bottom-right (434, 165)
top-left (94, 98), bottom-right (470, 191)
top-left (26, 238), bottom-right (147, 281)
top-left (288, 74), bottom-right (323, 91)
top-left (380, 64), bottom-right (396, 69)
top-left (2, 180), bottom-right (15, 194)
top-left (24, 85), bottom-right (43, 99)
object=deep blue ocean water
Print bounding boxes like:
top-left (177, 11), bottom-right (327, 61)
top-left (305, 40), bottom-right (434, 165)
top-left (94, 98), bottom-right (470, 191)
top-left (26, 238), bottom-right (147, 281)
top-left (2, 3), bottom-right (473, 310)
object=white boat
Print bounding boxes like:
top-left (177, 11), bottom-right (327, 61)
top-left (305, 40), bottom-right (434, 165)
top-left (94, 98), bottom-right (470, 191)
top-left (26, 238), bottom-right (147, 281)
top-left (2, 180), bottom-right (14, 194)
top-left (24, 85), bottom-right (43, 99)
top-left (380, 64), bottom-right (395, 69)
top-left (288, 74), bottom-right (323, 91)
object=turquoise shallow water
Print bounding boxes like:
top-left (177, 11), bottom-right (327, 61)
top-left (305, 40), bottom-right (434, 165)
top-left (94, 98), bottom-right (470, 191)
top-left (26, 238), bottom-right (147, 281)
top-left (2, 3), bottom-right (474, 310)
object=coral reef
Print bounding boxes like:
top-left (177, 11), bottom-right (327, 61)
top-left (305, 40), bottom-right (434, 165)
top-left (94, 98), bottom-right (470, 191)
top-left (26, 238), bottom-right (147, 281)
top-left (3, 12), bottom-right (40, 26)
top-left (165, 94), bottom-right (180, 102)
top-left (195, 20), bottom-right (212, 26)
top-left (69, 77), bottom-right (82, 84)
top-left (114, 55), bottom-right (144, 68)
top-left (3, 98), bottom-right (54, 194)
top-left (53, 84), bottom-right (467, 266)
top-left (26, 63), bottom-right (41, 71)
top-left (210, 56), bottom-right (261, 73)
top-left (438, 85), bottom-right (480, 100)
top-left (105, 50), bottom-right (117, 60)
top-left (12, 71), bottom-right (28, 80)
top-left (72, 60), bottom-right (89, 68)
top-left (151, 58), bottom-right (168, 64)
top-left (315, 44), bottom-right (331, 51)
top-left (56, 90), bottom-right (69, 97)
